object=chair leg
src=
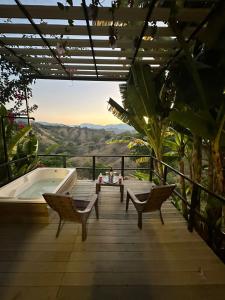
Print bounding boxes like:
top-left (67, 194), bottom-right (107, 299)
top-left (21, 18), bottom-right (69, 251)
top-left (159, 208), bottom-right (164, 225)
top-left (126, 192), bottom-right (130, 211)
top-left (56, 217), bottom-right (63, 238)
top-left (137, 211), bottom-right (142, 230)
top-left (81, 220), bottom-right (87, 241)
top-left (95, 200), bottom-right (99, 219)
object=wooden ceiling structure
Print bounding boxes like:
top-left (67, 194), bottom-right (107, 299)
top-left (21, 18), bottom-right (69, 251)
top-left (0, 0), bottom-right (218, 81)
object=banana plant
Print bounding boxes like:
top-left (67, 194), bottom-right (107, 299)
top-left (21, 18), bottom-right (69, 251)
top-left (0, 104), bottom-right (38, 179)
top-left (108, 62), bottom-right (173, 178)
top-left (164, 128), bottom-right (192, 218)
top-left (168, 3), bottom-right (225, 235)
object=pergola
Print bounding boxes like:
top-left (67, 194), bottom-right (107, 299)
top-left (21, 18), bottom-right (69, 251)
top-left (0, 0), bottom-right (218, 82)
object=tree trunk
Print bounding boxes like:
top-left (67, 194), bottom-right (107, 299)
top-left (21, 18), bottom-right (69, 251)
top-left (207, 141), bottom-right (213, 192)
top-left (191, 135), bottom-right (202, 229)
top-left (205, 140), bottom-right (224, 248)
top-left (179, 157), bottom-right (188, 219)
top-left (211, 141), bottom-right (224, 195)
top-left (155, 149), bottom-right (164, 183)
top-left (192, 135), bottom-right (202, 183)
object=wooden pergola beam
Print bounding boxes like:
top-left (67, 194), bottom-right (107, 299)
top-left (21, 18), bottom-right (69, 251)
top-left (0, 5), bottom-right (210, 22)
top-left (0, 23), bottom-right (195, 37)
top-left (0, 37), bottom-right (179, 49)
top-left (81, 0), bottom-right (98, 78)
top-left (14, 0), bottom-right (70, 78)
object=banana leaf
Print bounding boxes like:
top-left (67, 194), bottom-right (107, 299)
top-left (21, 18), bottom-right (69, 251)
top-left (169, 110), bottom-right (216, 139)
top-left (131, 63), bottom-right (157, 117)
top-left (22, 135), bottom-right (38, 155)
top-left (108, 98), bottom-right (145, 134)
top-left (8, 126), bottom-right (31, 156)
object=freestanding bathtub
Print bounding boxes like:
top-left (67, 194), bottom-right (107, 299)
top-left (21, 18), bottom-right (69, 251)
top-left (0, 167), bottom-right (77, 223)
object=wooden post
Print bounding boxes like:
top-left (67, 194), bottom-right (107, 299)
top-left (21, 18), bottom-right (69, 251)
top-left (24, 87), bottom-right (30, 126)
top-left (163, 165), bottom-right (168, 185)
top-left (0, 117), bottom-right (11, 181)
top-left (92, 156), bottom-right (96, 181)
top-left (149, 156), bottom-right (154, 182)
top-left (121, 156), bottom-right (125, 178)
top-left (188, 183), bottom-right (200, 232)
top-left (62, 156), bottom-right (67, 168)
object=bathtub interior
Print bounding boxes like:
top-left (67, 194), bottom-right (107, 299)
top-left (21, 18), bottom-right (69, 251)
top-left (0, 168), bottom-right (76, 200)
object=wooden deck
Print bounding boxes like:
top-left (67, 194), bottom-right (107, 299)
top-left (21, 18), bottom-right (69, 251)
top-left (0, 180), bottom-right (225, 300)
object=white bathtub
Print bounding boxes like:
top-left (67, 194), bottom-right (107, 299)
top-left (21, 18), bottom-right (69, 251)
top-left (0, 167), bottom-right (77, 223)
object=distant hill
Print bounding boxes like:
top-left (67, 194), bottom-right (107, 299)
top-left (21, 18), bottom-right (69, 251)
top-left (37, 121), bottom-right (135, 133)
top-left (32, 123), bottom-right (136, 174)
top-left (37, 121), bottom-right (70, 127)
top-left (79, 123), bottom-right (135, 133)
top-left (33, 122), bottom-right (134, 156)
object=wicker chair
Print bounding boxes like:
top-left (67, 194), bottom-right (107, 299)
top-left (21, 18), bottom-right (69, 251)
top-left (43, 193), bottom-right (99, 241)
top-left (126, 184), bottom-right (176, 229)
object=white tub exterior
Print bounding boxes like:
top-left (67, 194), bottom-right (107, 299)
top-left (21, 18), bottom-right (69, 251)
top-left (0, 167), bottom-right (77, 223)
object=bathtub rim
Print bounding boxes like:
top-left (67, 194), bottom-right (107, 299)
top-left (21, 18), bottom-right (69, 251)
top-left (0, 167), bottom-right (77, 203)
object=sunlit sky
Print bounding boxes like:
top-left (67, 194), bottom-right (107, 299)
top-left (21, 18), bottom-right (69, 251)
top-left (30, 80), bottom-right (123, 125)
top-left (1, 0), bottom-right (124, 125)
top-left (2, 0), bottom-right (168, 125)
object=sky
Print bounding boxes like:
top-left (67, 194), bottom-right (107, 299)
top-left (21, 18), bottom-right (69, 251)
top-left (2, 0), bottom-right (168, 125)
top-left (30, 80), bottom-right (124, 125)
top-left (2, 0), bottom-right (124, 125)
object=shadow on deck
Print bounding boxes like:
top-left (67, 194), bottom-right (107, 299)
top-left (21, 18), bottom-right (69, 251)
top-left (0, 180), bottom-right (224, 300)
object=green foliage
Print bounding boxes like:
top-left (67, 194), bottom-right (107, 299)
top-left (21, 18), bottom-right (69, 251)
top-left (131, 63), bottom-right (158, 117)
top-left (132, 171), bottom-right (149, 181)
top-left (57, 1), bottom-right (74, 27)
top-left (0, 104), bottom-right (38, 184)
top-left (0, 56), bottom-right (36, 114)
top-left (106, 137), bottom-right (131, 144)
top-left (8, 126), bottom-right (32, 157)
top-left (66, 0), bottom-right (73, 6)
top-left (68, 19), bottom-right (74, 26)
top-left (57, 2), bottom-right (64, 10)
top-left (108, 62), bottom-right (172, 170)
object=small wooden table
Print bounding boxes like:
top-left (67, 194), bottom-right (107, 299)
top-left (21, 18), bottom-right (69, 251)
top-left (96, 178), bottom-right (124, 202)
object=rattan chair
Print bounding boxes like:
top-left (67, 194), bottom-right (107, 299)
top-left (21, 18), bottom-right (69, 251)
top-left (43, 193), bottom-right (99, 241)
top-left (126, 184), bottom-right (176, 229)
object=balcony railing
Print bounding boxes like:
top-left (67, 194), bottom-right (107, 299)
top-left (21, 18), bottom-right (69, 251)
top-left (0, 154), bottom-right (224, 261)
top-left (37, 154), bottom-right (154, 181)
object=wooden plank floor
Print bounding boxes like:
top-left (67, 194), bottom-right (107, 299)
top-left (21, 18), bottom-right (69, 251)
top-left (0, 180), bottom-right (225, 300)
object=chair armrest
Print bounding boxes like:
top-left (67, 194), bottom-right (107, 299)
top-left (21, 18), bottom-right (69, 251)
top-left (135, 193), bottom-right (149, 202)
top-left (75, 195), bottom-right (98, 214)
top-left (127, 189), bottom-right (147, 205)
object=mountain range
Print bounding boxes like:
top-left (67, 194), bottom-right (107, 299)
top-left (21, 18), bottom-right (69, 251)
top-left (79, 123), bottom-right (134, 133)
top-left (37, 121), bottom-right (135, 134)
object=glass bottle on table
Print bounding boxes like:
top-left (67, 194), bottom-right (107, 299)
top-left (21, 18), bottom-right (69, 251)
top-left (118, 174), bottom-right (123, 185)
top-left (98, 173), bottom-right (103, 184)
top-left (109, 167), bottom-right (113, 183)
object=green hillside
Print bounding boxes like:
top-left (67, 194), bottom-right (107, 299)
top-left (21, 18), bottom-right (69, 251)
top-left (32, 123), bottom-right (136, 176)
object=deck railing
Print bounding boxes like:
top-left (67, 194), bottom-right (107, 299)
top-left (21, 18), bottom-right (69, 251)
top-left (37, 154), bottom-right (153, 181)
top-left (0, 154), bottom-right (224, 261)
